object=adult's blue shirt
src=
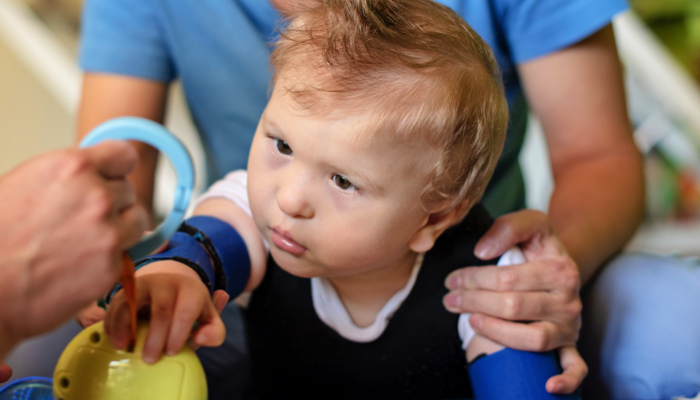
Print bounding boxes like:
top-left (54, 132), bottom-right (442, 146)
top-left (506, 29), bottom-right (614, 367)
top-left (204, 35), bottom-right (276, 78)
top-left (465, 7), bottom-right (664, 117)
top-left (80, 0), bottom-right (627, 216)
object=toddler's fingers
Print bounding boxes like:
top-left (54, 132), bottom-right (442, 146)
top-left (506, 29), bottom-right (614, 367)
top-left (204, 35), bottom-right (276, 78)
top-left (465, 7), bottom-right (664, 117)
top-left (192, 317), bottom-right (226, 348)
top-left (545, 346), bottom-right (588, 394)
top-left (75, 302), bottom-right (106, 328)
top-left (212, 290), bottom-right (230, 314)
top-left (165, 291), bottom-right (210, 356)
top-left (142, 285), bottom-right (177, 364)
top-left (167, 290), bottom-right (228, 355)
top-left (186, 338), bottom-right (201, 352)
top-left (104, 291), bottom-right (136, 350)
top-left (191, 299), bottom-right (226, 348)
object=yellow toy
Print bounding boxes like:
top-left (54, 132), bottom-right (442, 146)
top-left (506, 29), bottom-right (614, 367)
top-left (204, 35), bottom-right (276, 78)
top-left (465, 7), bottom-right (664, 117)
top-left (52, 321), bottom-right (207, 400)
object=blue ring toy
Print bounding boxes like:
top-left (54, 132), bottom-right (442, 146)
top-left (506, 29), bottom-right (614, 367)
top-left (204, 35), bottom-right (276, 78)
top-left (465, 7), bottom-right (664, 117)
top-left (79, 117), bottom-right (194, 260)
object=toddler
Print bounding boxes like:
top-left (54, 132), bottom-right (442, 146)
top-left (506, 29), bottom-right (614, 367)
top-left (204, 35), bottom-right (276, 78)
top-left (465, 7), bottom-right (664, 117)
top-left (104, 0), bottom-right (573, 398)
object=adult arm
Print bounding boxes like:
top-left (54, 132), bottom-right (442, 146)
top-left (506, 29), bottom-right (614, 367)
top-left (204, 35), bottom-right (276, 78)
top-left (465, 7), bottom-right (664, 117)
top-left (519, 25), bottom-right (643, 282)
top-left (476, 25), bottom-right (643, 282)
top-left (0, 142), bottom-right (147, 360)
top-left (444, 25), bottom-right (642, 393)
top-left (77, 73), bottom-right (169, 223)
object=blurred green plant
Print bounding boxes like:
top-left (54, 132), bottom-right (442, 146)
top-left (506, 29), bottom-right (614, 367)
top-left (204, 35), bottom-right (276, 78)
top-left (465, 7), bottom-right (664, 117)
top-left (630, 0), bottom-right (700, 79)
top-left (631, 0), bottom-right (695, 19)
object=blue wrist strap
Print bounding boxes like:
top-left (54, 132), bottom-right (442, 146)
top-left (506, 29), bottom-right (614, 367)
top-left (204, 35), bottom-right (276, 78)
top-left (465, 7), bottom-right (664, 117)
top-left (179, 216), bottom-right (251, 300)
top-left (468, 348), bottom-right (578, 400)
top-left (105, 232), bottom-right (215, 303)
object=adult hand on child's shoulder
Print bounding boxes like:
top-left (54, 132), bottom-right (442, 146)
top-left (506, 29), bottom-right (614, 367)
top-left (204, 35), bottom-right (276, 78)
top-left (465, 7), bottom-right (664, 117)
top-left (443, 209), bottom-right (585, 393)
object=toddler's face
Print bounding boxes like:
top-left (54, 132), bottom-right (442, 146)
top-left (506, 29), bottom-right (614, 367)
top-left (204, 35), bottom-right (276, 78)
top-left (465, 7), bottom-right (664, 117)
top-left (247, 75), bottom-right (440, 279)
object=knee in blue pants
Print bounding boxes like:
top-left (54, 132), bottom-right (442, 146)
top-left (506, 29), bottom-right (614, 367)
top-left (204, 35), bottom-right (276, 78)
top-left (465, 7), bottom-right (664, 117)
top-left (580, 253), bottom-right (700, 399)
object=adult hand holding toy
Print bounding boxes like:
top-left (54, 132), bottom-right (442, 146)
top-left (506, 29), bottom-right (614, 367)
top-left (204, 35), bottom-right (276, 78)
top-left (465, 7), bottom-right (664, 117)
top-left (0, 141), bottom-right (148, 380)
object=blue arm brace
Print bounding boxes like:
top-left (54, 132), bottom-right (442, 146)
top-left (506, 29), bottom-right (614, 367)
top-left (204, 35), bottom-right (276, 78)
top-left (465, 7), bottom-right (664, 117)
top-left (468, 348), bottom-right (579, 400)
top-left (179, 216), bottom-right (251, 299)
top-left (106, 216), bottom-right (251, 302)
top-left (106, 232), bottom-right (216, 302)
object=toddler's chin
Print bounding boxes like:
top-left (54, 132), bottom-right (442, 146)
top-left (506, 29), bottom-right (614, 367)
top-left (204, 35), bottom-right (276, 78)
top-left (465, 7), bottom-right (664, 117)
top-left (270, 250), bottom-right (321, 279)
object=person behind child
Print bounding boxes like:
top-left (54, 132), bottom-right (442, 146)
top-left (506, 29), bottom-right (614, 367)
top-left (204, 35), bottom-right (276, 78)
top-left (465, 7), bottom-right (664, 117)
top-left (103, 1), bottom-right (581, 398)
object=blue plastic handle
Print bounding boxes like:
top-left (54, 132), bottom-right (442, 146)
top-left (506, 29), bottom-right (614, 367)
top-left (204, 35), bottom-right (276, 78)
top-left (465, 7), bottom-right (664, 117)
top-left (79, 117), bottom-right (194, 260)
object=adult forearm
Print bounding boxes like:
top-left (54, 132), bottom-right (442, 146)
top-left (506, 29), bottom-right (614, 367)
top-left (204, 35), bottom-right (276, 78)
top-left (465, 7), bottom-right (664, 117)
top-left (548, 147), bottom-right (644, 284)
top-left (517, 25), bottom-right (644, 284)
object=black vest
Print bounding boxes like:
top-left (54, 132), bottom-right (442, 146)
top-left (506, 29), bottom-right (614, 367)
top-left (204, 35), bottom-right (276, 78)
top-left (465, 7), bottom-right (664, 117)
top-left (245, 204), bottom-right (496, 399)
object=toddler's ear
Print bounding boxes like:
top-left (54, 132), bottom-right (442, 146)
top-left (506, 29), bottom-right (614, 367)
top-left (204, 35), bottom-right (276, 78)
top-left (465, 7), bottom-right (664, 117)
top-left (409, 202), bottom-right (467, 253)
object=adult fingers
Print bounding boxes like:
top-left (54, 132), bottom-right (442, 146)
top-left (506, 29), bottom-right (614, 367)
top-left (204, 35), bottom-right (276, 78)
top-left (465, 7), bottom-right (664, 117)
top-left (80, 141), bottom-right (139, 179)
top-left (445, 260), bottom-right (559, 292)
top-left (0, 362), bottom-right (12, 383)
top-left (546, 346), bottom-right (588, 394)
top-left (444, 289), bottom-right (576, 323)
top-left (475, 209), bottom-right (550, 260)
top-left (445, 259), bottom-right (576, 293)
top-left (103, 179), bottom-right (137, 214)
top-left (467, 314), bottom-right (578, 352)
top-left (112, 204), bottom-right (149, 249)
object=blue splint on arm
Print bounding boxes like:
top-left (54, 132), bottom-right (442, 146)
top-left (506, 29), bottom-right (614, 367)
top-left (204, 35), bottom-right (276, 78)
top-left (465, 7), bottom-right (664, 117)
top-left (468, 348), bottom-right (579, 400)
top-left (137, 231), bottom-right (216, 291)
top-left (110, 216), bottom-right (252, 302)
top-left (179, 216), bottom-right (251, 300)
top-left (106, 231), bottom-right (216, 302)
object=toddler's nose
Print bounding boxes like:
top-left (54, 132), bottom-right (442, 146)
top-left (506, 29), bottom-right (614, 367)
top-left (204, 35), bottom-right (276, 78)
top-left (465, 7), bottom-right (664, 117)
top-left (276, 171), bottom-right (314, 219)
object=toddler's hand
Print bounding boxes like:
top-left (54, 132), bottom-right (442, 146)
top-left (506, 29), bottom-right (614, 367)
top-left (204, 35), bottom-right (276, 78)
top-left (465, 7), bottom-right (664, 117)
top-left (104, 263), bottom-right (228, 364)
top-left (75, 231), bottom-right (167, 330)
top-left (75, 302), bottom-right (106, 328)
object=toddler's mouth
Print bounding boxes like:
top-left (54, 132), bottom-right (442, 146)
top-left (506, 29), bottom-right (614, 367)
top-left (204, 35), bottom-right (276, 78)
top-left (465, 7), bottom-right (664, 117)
top-left (271, 227), bottom-right (307, 255)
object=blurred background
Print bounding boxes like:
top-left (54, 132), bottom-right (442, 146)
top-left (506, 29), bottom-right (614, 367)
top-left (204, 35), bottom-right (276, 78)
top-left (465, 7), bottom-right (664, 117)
top-left (1, 0), bottom-right (700, 386)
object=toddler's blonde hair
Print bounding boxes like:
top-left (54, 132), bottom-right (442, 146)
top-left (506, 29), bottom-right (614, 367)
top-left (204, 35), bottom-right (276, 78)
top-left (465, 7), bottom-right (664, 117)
top-left (271, 0), bottom-right (508, 220)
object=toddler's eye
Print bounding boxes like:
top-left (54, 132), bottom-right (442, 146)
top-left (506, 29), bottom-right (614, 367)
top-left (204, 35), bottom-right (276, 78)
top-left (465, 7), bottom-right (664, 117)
top-left (332, 174), bottom-right (356, 191)
top-left (275, 139), bottom-right (293, 155)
